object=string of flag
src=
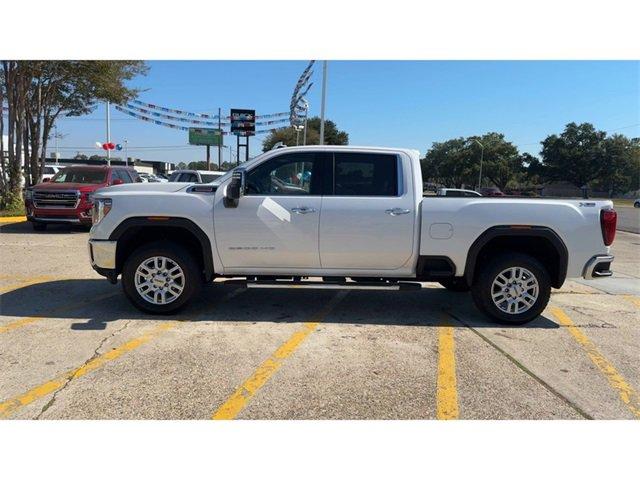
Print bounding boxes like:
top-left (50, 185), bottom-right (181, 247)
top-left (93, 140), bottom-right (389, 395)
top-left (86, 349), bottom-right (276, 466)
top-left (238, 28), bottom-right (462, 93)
top-left (130, 99), bottom-right (289, 120)
top-left (114, 105), bottom-right (280, 135)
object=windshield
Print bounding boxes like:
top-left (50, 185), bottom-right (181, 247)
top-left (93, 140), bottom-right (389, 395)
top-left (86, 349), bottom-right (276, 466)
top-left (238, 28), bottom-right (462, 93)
top-left (51, 169), bottom-right (107, 184)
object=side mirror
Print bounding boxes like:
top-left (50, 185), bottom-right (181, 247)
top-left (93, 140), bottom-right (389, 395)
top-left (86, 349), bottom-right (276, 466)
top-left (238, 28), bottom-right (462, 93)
top-left (112, 178), bottom-right (124, 186)
top-left (224, 169), bottom-right (245, 208)
top-left (42, 177), bottom-right (50, 183)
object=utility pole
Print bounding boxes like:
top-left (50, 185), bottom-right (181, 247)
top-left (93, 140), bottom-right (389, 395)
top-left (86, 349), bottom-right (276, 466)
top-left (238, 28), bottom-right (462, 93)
top-left (106, 101), bottom-right (111, 165)
top-left (124, 139), bottom-right (128, 166)
top-left (218, 107), bottom-right (222, 170)
top-left (319, 61), bottom-right (328, 145)
top-left (206, 145), bottom-right (210, 170)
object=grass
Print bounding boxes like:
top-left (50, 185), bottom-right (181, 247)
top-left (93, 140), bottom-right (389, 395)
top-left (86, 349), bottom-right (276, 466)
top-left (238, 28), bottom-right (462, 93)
top-left (0, 205), bottom-right (26, 217)
top-left (612, 199), bottom-right (638, 208)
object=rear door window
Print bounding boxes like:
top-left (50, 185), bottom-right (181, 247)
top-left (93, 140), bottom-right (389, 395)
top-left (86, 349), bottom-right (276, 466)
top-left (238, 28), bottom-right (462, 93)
top-left (333, 152), bottom-right (398, 196)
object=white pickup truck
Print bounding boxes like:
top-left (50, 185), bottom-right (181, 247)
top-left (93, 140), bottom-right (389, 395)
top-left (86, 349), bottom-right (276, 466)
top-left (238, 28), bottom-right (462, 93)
top-left (87, 146), bottom-right (617, 324)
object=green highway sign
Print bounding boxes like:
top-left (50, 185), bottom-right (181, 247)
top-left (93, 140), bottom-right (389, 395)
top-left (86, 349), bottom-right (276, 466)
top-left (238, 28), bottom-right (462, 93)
top-left (189, 128), bottom-right (222, 146)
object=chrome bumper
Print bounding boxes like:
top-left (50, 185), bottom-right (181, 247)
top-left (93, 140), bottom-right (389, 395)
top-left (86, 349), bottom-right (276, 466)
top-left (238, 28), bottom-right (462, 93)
top-left (582, 255), bottom-right (614, 280)
top-left (88, 239), bottom-right (117, 269)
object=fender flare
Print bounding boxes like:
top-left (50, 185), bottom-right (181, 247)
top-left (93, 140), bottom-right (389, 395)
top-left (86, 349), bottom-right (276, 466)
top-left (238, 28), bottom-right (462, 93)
top-left (464, 225), bottom-right (568, 288)
top-left (109, 217), bottom-right (215, 281)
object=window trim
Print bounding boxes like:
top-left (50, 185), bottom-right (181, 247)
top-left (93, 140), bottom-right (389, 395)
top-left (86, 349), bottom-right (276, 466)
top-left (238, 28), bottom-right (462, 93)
top-left (328, 152), bottom-right (403, 198)
top-left (243, 151), bottom-right (325, 197)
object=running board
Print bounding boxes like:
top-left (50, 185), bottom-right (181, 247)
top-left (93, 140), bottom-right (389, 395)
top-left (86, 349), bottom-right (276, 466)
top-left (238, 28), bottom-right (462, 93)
top-left (224, 280), bottom-right (422, 291)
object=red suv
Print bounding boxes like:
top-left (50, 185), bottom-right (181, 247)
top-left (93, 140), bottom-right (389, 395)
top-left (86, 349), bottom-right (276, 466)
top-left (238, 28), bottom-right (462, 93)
top-left (25, 165), bottom-right (140, 230)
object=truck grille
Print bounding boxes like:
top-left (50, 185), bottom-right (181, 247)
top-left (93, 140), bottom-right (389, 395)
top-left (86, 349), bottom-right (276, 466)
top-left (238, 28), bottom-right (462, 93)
top-left (33, 190), bottom-right (79, 209)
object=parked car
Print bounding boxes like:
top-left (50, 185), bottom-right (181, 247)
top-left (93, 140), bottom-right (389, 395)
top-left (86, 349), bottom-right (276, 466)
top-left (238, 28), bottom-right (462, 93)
top-left (168, 169), bottom-right (226, 183)
top-left (88, 145), bottom-right (616, 325)
top-left (138, 172), bottom-right (167, 183)
top-left (40, 164), bottom-right (64, 182)
top-left (480, 187), bottom-right (506, 197)
top-left (25, 165), bottom-right (141, 230)
top-left (437, 188), bottom-right (482, 197)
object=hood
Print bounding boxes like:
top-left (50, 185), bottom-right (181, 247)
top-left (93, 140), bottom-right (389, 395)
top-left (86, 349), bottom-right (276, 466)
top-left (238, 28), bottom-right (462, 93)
top-left (32, 182), bottom-right (105, 192)
top-left (96, 182), bottom-right (190, 195)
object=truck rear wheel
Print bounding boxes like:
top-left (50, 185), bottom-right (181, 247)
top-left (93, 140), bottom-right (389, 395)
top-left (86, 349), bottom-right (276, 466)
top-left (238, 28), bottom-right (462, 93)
top-left (471, 253), bottom-right (550, 325)
top-left (122, 241), bottom-right (202, 315)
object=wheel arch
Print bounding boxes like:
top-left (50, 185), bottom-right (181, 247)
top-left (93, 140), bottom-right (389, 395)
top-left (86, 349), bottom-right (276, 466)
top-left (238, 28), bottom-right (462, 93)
top-left (464, 225), bottom-right (568, 289)
top-left (109, 217), bottom-right (214, 282)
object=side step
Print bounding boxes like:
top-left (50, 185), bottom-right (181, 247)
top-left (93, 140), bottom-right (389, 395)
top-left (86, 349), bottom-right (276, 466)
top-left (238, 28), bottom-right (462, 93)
top-left (224, 279), bottom-right (422, 291)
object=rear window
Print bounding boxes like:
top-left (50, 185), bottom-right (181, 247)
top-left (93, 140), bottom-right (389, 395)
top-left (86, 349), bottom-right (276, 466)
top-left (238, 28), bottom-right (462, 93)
top-left (333, 152), bottom-right (398, 196)
top-left (51, 169), bottom-right (106, 184)
top-left (200, 174), bottom-right (221, 183)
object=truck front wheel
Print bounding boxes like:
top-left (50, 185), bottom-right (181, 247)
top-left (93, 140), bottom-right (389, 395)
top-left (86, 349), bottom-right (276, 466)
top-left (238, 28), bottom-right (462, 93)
top-left (122, 241), bottom-right (202, 314)
top-left (471, 253), bottom-right (551, 325)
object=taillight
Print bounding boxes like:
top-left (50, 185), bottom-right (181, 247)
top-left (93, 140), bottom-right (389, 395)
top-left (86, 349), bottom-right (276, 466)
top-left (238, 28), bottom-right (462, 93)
top-left (600, 208), bottom-right (617, 246)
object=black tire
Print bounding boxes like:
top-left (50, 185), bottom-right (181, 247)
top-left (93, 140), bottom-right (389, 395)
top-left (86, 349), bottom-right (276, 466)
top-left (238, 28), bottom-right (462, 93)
top-left (32, 222), bottom-right (47, 231)
top-left (634, 201), bottom-right (640, 208)
top-left (471, 253), bottom-right (550, 325)
top-left (439, 277), bottom-right (470, 292)
top-left (121, 240), bottom-right (202, 315)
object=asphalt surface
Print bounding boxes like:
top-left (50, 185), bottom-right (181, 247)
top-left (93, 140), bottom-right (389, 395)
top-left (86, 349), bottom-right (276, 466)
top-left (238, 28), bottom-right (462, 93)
top-left (0, 220), bottom-right (638, 420)
top-left (616, 205), bottom-right (640, 234)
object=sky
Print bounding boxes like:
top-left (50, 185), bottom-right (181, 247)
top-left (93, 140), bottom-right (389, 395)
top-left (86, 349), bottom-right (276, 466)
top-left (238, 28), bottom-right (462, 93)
top-left (50, 61), bottom-right (639, 165)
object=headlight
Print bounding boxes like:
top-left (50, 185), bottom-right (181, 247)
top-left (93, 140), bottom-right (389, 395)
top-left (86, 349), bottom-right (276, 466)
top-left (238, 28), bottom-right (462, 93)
top-left (92, 198), bottom-right (112, 225)
top-left (25, 189), bottom-right (33, 201)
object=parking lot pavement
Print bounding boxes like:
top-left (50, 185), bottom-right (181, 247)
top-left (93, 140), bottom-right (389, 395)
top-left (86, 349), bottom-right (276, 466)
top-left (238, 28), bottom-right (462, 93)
top-left (1, 219), bottom-right (639, 419)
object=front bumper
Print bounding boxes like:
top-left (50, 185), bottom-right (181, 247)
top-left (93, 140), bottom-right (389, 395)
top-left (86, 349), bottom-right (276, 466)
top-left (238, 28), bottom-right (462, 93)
top-left (89, 239), bottom-right (117, 281)
top-left (582, 255), bottom-right (614, 280)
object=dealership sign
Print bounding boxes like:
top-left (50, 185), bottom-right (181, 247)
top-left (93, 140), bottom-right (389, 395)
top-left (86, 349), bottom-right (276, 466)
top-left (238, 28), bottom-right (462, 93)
top-left (188, 128), bottom-right (222, 146)
top-left (230, 109), bottom-right (256, 136)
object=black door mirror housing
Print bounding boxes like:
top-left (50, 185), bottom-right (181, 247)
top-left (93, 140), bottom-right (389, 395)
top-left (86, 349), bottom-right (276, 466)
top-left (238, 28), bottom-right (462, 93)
top-left (224, 168), bottom-right (245, 208)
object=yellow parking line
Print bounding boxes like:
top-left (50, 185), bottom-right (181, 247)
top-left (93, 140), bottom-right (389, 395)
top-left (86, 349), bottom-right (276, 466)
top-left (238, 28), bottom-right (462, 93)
top-left (0, 322), bottom-right (178, 418)
top-left (436, 321), bottom-right (459, 420)
top-left (0, 291), bottom-right (120, 334)
top-left (212, 291), bottom-right (348, 420)
top-left (0, 274), bottom-right (57, 295)
top-left (623, 295), bottom-right (640, 308)
top-left (0, 216), bottom-right (27, 224)
top-left (550, 306), bottom-right (640, 418)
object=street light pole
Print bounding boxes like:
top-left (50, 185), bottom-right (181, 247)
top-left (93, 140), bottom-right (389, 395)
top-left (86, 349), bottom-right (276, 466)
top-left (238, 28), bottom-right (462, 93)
top-left (124, 139), bottom-right (128, 167)
top-left (319, 61), bottom-right (328, 145)
top-left (474, 139), bottom-right (484, 190)
top-left (106, 101), bottom-right (111, 165)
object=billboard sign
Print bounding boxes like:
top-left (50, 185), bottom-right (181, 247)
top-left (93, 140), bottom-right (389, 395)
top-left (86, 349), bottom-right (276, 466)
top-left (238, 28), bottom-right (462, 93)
top-left (188, 128), bottom-right (222, 146)
top-left (230, 109), bottom-right (256, 136)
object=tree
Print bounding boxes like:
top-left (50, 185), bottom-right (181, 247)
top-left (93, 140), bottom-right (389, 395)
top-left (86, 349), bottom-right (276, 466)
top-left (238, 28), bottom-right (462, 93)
top-left (596, 135), bottom-right (640, 196)
top-left (262, 117), bottom-right (348, 151)
top-left (540, 122), bottom-right (607, 189)
top-left (73, 153), bottom-right (88, 161)
top-left (176, 162), bottom-right (187, 170)
top-left (471, 133), bottom-right (521, 191)
top-left (422, 137), bottom-right (475, 188)
top-left (422, 133), bottom-right (523, 190)
top-left (0, 61), bottom-right (147, 209)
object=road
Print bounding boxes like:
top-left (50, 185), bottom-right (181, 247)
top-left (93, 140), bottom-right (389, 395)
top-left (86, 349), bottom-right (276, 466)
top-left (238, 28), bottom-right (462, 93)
top-left (0, 220), bottom-right (638, 420)
top-left (616, 205), bottom-right (640, 234)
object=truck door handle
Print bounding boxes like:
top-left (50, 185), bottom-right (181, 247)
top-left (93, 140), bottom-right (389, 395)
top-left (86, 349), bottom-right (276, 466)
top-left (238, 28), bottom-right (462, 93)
top-left (291, 206), bottom-right (317, 214)
top-left (385, 208), bottom-right (411, 216)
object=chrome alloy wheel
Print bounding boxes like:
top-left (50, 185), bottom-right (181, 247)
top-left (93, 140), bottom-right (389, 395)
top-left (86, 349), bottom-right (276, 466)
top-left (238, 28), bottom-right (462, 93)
top-left (490, 266), bottom-right (539, 315)
top-left (134, 256), bottom-right (185, 305)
